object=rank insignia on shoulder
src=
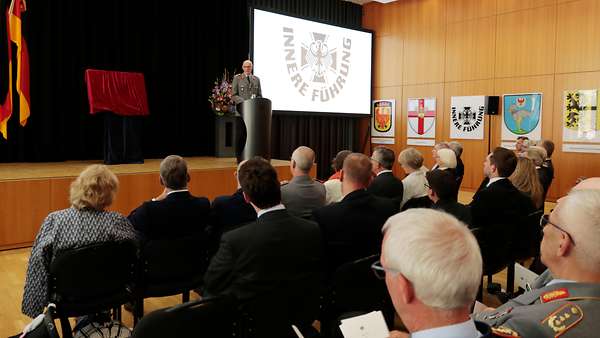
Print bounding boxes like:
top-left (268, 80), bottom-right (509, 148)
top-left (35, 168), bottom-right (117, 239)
top-left (491, 326), bottom-right (521, 337)
top-left (540, 288), bottom-right (570, 303)
top-left (541, 302), bottom-right (583, 337)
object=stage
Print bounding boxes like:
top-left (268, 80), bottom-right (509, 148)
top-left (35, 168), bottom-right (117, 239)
top-left (0, 157), bottom-right (298, 250)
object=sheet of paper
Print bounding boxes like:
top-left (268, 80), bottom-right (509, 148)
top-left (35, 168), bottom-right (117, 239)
top-left (339, 311), bottom-right (390, 338)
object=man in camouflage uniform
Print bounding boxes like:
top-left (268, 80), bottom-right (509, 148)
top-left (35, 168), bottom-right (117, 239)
top-left (475, 178), bottom-right (600, 337)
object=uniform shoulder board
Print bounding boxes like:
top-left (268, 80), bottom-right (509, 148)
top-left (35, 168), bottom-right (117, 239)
top-left (541, 302), bottom-right (583, 337)
top-left (540, 287), bottom-right (570, 303)
top-left (491, 326), bottom-right (521, 337)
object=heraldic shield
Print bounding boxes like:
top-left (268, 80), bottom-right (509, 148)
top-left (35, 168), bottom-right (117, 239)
top-left (374, 101), bottom-right (393, 133)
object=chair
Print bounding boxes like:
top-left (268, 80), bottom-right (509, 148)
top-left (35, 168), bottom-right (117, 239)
top-left (320, 254), bottom-right (395, 338)
top-left (131, 296), bottom-right (238, 338)
top-left (134, 235), bottom-right (210, 323)
top-left (471, 227), bottom-right (511, 301)
top-left (10, 304), bottom-right (60, 338)
top-left (401, 195), bottom-right (432, 211)
top-left (48, 241), bottom-right (137, 338)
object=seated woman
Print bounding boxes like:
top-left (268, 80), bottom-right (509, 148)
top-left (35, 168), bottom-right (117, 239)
top-left (398, 147), bottom-right (429, 209)
top-left (434, 148), bottom-right (457, 171)
top-left (21, 164), bottom-right (137, 318)
top-left (509, 157), bottom-right (544, 211)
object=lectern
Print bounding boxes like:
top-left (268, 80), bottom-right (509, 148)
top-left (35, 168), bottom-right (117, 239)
top-left (236, 98), bottom-right (272, 162)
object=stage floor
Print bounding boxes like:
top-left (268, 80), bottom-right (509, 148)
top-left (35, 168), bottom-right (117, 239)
top-left (0, 157), bottom-right (292, 181)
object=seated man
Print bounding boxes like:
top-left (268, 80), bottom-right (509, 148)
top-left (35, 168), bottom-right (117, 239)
top-left (469, 147), bottom-right (535, 264)
top-left (211, 160), bottom-right (257, 234)
top-left (426, 169), bottom-right (471, 226)
top-left (281, 146), bottom-right (326, 219)
top-left (325, 150), bottom-right (352, 204)
top-left (475, 186), bottom-right (600, 337)
top-left (380, 209), bottom-right (492, 337)
top-left (204, 157), bottom-right (322, 301)
top-left (128, 155), bottom-right (210, 241)
top-left (368, 146), bottom-right (404, 203)
top-left (313, 153), bottom-right (399, 275)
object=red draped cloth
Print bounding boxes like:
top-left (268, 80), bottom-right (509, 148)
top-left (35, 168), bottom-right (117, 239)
top-left (85, 69), bottom-right (150, 116)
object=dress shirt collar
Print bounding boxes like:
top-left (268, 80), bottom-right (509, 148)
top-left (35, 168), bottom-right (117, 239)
top-left (546, 279), bottom-right (576, 286)
top-left (166, 189), bottom-right (188, 196)
top-left (411, 319), bottom-right (482, 338)
top-left (257, 203), bottom-right (286, 218)
top-left (377, 169), bottom-right (393, 176)
top-left (486, 177), bottom-right (505, 187)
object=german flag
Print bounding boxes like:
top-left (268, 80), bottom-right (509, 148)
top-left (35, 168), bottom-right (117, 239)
top-left (8, 0), bottom-right (29, 126)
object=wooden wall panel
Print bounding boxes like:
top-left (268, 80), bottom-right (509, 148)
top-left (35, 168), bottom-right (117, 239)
top-left (373, 36), bottom-right (403, 87)
top-left (552, 71), bottom-right (600, 195)
top-left (497, 0), bottom-right (556, 14)
top-left (495, 4), bottom-right (556, 78)
top-left (0, 180), bottom-right (50, 248)
top-left (445, 16), bottom-right (496, 82)
top-left (555, 0), bottom-right (600, 74)
top-left (444, 80), bottom-right (495, 191)
top-left (446, 0), bottom-right (496, 23)
top-left (402, 0), bottom-right (446, 85)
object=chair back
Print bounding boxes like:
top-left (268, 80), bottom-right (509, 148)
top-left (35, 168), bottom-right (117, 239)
top-left (139, 234), bottom-right (209, 297)
top-left (49, 241), bottom-right (137, 317)
top-left (401, 196), bottom-right (432, 211)
top-left (131, 296), bottom-right (238, 338)
top-left (512, 210), bottom-right (544, 259)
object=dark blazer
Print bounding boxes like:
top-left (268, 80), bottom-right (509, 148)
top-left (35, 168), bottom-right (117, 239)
top-left (537, 166), bottom-right (553, 201)
top-left (455, 157), bottom-right (465, 189)
top-left (312, 189), bottom-right (400, 274)
top-left (211, 189), bottom-right (257, 234)
top-left (128, 191), bottom-right (211, 241)
top-left (433, 199), bottom-right (472, 226)
top-left (204, 209), bottom-right (321, 302)
top-left (367, 171), bottom-right (404, 202)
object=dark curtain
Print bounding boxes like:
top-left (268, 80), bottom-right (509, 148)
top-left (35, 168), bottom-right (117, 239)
top-left (0, 0), bottom-right (364, 179)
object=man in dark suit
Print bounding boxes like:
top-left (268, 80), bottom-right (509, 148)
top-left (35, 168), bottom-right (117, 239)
top-left (313, 153), bottom-right (399, 275)
top-left (470, 147), bottom-right (536, 266)
top-left (128, 155), bottom-right (210, 241)
top-left (211, 160), bottom-right (257, 234)
top-left (426, 169), bottom-right (471, 226)
top-left (232, 60), bottom-right (262, 104)
top-left (368, 146), bottom-right (403, 203)
top-left (204, 157), bottom-right (322, 303)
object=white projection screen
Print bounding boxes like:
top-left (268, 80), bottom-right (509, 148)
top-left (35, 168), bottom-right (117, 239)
top-left (252, 8), bottom-right (373, 116)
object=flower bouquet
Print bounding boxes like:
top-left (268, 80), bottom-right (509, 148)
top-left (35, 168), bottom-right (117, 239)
top-left (208, 69), bottom-right (234, 116)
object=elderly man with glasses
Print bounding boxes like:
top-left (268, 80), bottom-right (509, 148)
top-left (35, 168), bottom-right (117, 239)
top-left (377, 208), bottom-right (495, 337)
top-left (474, 177), bottom-right (600, 337)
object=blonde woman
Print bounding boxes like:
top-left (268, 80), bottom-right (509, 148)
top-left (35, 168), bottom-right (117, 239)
top-left (509, 157), bottom-right (544, 210)
top-left (21, 165), bottom-right (137, 318)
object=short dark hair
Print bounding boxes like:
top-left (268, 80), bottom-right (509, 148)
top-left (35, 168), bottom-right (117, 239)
top-left (343, 153), bottom-right (372, 187)
top-left (517, 136), bottom-right (529, 141)
top-left (541, 140), bottom-right (555, 158)
top-left (426, 169), bottom-right (457, 201)
top-left (372, 146), bottom-right (395, 170)
top-left (238, 157), bottom-right (281, 209)
top-left (160, 155), bottom-right (189, 189)
top-left (332, 150), bottom-right (352, 172)
top-left (490, 147), bottom-right (517, 177)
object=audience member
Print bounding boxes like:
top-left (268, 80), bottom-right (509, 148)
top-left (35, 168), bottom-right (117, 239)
top-left (430, 142), bottom-right (450, 171)
top-left (210, 160), bottom-right (257, 238)
top-left (313, 153), bottom-right (398, 274)
top-left (325, 150), bottom-right (351, 204)
top-left (21, 165), bottom-right (137, 318)
top-left (281, 146), bottom-right (326, 219)
top-left (204, 157), bottom-right (321, 301)
top-left (128, 155), bottom-right (211, 240)
top-left (527, 145), bottom-right (552, 201)
top-left (435, 148), bottom-right (457, 171)
top-left (448, 141), bottom-right (465, 184)
top-left (368, 146), bottom-right (404, 202)
top-left (470, 147), bottom-right (536, 265)
top-left (475, 187), bottom-right (600, 337)
top-left (540, 139), bottom-right (555, 184)
top-left (380, 209), bottom-right (492, 337)
top-left (509, 157), bottom-right (544, 210)
top-left (426, 170), bottom-right (471, 226)
top-left (515, 136), bottom-right (530, 156)
top-left (398, 148), bottom-right (429, 209)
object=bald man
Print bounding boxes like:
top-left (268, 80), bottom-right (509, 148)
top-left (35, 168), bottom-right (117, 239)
top-left (232, 60), bottom-right (262, 104)
top-left (281, 146), bottom-right (326, 219)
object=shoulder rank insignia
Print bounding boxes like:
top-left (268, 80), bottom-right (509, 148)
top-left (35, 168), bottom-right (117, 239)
top-left (541, 302), bottom-right (583, 337)
top-left (491, 326), bottom-right (521, 337)
top-left (541, 288), bottom-right (570, 303)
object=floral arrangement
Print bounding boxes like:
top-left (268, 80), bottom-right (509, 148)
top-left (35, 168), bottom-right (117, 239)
top-left (208, 69), bottom-right (234, 116)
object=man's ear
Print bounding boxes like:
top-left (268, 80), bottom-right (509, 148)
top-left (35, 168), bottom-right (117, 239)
top-left (557, 233), bottom-right (574, 258)
top-left (242, 191), bottom-right (251, 203)
top-left (291, 159), bottom-right (297, 169)
top-left (159, 176), bottom-right (165, 187)
top-left (397, 273), bottom-right (415, 305)
top-left (186, 173), bottom-right (190, 183)
top-left (340, 170), bottom-right (344, 182)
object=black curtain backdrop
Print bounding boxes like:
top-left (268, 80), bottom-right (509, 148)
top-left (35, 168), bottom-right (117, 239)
top-left (0, 0), bottom-right (365, 179)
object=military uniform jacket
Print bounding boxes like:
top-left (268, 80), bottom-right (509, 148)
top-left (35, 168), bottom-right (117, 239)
top-left (232, 73), bottom-right (261, 104)
top-left (474, 280), bottom-right (600, 337)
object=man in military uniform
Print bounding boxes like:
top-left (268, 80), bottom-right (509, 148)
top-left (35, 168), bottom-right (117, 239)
top-left (232, 60), bottom-right (261, 104)
top-left (474, 178), bottom-right (600, 337)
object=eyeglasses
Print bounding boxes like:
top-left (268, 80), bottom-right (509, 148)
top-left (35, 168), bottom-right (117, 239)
top-left (371, 260), bottom-right (401, 280)
top-left (540, 214), bottom-right (575, 246)
top-left (424, 183), bottom-right (431, 189)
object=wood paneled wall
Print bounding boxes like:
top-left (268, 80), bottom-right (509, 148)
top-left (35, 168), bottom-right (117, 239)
top-left (364, 0), bottom-right (600, 199)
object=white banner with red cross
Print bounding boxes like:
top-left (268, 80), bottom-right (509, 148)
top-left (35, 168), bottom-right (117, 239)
top-left (407, 98), bottom-right (436, 140)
